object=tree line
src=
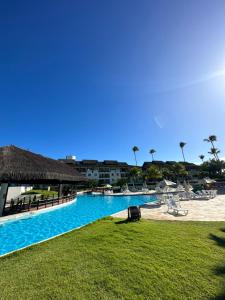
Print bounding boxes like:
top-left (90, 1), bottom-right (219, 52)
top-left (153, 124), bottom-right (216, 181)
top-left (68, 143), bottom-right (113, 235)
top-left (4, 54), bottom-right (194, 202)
top-left (131, 135), bottom-right (225, 182)
top-left (132, 135), bottom-right (221, 165)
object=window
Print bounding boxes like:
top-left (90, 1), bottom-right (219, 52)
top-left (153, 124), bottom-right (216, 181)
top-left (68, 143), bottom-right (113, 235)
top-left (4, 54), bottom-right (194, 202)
top-left (99, 168), bottom-right (110, 172)
top-left (99, 173), bottom-right (110, 178)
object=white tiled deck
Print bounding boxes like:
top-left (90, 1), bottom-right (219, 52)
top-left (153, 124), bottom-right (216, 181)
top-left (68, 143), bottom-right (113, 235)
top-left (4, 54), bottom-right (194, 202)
top-left (112, 195), bottom-right (225, 221)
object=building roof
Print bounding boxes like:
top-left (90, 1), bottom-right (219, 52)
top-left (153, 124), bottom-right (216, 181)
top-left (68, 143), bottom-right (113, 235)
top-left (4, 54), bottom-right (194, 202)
top-left (0, 146), bottom-right (87, 184)
top-left (82, 160), bottom-right (98, 164)
top-left (142, 161), bottom-right (200, 170)
top-left (59, 159), bottom-right (131, 168)
top-left (103, 160), bottom-right (119, 165)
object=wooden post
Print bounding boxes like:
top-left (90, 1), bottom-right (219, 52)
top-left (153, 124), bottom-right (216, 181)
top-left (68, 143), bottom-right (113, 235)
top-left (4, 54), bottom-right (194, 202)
top-left (16, 198), bottom-right (19, 211)
top-left (10, 199), bottom-right (14, 211)
top-left (28, 197), bottom-right (31, 211)
top-left (0, 183), bottom-right (9, 216)
top-left (58, 184), bottom-right (63, 198)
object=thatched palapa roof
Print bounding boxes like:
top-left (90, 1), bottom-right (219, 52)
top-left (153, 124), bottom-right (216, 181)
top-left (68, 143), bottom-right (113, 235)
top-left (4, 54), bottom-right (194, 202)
top-left (0, 146), bottom-right (87, 184)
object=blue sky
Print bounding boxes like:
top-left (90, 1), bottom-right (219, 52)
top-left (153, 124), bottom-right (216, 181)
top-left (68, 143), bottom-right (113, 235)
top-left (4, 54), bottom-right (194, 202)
top-left (1, 0), bottom-right (225, 165)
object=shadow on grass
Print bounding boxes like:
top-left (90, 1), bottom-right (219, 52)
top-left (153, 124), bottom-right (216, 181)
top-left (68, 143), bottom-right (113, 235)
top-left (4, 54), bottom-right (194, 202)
top-left (214, 266), bottom-right (225, 276)
top-left (115, 219), bottom-right (141, 225)
top-left (209, 229), bottom-right (225, 299)
top-left (209, 234), bottom-right (225, 247)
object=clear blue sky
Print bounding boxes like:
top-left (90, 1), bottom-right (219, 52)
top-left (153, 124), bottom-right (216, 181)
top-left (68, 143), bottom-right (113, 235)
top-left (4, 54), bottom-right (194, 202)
top-left (1, 0), bottom-right (225, 165)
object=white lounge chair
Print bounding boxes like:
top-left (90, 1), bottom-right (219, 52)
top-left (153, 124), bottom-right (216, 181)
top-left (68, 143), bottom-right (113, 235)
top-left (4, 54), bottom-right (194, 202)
top-left (156, 193), bottom-right (174, 204)
top-left (195, 191), bottom-right (212, 200)
top-left (179, 192), bottom-right (191, 201)
top-left (156, 194), bottom-right (165, 204)
top-left (122, 184), bottom-right (132, 194)
top-left (180, 190), bottom-right (210, 200)
top-left (142, 182), bottom-right (149, 193)
top-left (167, 199), bottom-right (188, 216)
top-left (201, 190), bottom-right (217, 198)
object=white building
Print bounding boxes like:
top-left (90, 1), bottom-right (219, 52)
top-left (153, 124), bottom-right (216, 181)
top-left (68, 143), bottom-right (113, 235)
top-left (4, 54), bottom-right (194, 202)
top-left (6, 185), bottom-right (33, 201)
top-left (59, 158), bottom-right (132, 185)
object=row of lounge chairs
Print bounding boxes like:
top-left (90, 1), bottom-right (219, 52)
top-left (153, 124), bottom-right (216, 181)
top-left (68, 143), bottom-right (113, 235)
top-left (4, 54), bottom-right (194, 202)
top-left (156, 189), bottom-right (217, 216)
top-left (128, 188), bottom-right (217, 219)
top-left (155, 190), bottom-right (217, 203)
top-left (128, 195), bottom-right (189, 219)
top-left (179, 190), bottom-right (217, 201)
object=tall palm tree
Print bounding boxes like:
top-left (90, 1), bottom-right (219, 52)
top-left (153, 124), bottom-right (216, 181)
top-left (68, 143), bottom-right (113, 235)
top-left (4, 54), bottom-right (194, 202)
top-left (179, 142), bottom-right (186, 162)
top-left (132, 146), bottom-right (139, 166)
top-left (208, 147), bottom-right (220, 160)
top-left (149, 149), bottom-right (156, 161)
top-left (199, 155), bottom-right (205, 163)
top-left (204, 135), bottom-right (219, 160)
top-left (204, 135), bottom-right (217, 147)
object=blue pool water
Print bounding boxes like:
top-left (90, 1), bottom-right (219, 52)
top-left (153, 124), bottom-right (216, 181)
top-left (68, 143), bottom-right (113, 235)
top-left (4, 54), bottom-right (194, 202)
top-left (0, 194), bottom-right (155, 256)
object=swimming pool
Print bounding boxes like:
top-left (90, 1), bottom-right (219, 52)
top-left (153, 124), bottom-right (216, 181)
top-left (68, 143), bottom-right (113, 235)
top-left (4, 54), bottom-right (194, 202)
top-left (0, 194), bottom-right (155, 256)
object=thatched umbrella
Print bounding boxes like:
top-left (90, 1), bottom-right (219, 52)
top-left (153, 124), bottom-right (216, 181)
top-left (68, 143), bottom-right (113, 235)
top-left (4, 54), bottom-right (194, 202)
top-left (155, 179), bottom-right (177, 193)
top-left (0, 145), bottom-right (87, 215)
top-left (158, 179), bottom-right (176, 188)
top-left (183, 180), bottom-right (193, 192)
top-left (200, 177), bottom-right (216, 190)
top-left (201, 177), bottom-right (216, 185)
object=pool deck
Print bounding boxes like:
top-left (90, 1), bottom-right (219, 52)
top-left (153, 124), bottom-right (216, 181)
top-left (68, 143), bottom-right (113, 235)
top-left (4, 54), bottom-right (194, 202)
top-left (112, 195), bottom-right (225, 221)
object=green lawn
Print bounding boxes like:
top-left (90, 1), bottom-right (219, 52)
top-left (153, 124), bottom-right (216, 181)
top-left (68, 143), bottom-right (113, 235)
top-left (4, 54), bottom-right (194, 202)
top-left (1, 218), bottom-right (225, 300)
top-left (22, 189), bottom-right (58, 198)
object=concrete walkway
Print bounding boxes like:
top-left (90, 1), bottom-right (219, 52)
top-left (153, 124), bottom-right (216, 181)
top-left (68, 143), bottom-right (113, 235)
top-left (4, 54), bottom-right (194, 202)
top-left (112, 195), bottom-right (225, 221)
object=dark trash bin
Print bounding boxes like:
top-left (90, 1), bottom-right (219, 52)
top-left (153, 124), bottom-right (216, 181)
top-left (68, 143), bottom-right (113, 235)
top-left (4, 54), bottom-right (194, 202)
top-left (128, 206), bottom-right (141, 221)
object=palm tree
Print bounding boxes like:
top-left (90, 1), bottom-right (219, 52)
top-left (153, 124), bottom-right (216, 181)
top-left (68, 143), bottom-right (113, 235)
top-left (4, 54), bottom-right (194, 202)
top-left (199, 155), bottom-right (205, 163)
top-left (149, 149), bottom-right (156, 161)
top-left (204, 135), bottom-right (217, 147)
top-left (132, 146), bottom-right (139, 166)
top-left (208, 147), bottom-right (220, 160)
top-left (179, 142), bottom-right (186, 162)
top-left (204, 135), bottom-right (219, 160)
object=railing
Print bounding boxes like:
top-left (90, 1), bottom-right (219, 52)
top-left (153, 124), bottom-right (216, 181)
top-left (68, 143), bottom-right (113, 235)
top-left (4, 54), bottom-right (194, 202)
top-left (4, 193), bottom-right (77, 215)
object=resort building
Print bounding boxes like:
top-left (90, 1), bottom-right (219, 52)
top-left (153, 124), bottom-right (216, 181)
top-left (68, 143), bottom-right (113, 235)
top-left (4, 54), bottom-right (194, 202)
top-left (59, 157), bottom-right (133, 184)
top-left (60, 157), bottom-right (202, 186)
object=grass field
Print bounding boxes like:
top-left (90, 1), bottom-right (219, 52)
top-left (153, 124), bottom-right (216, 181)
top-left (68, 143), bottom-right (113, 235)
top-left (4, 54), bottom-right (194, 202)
top-left (1, 218), bottom-right (225, 299)
top-left (22, 189), bottom-right (58, 198)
